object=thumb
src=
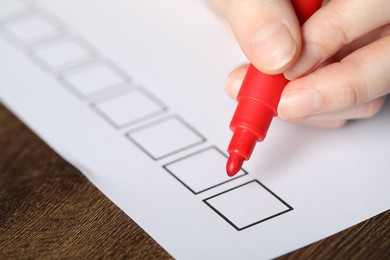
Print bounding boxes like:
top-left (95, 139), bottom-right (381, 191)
top-left (226, 0), bottom-right (302, 74)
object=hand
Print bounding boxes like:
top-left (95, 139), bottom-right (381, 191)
top-left (214, 0), bottom-right (390, 128)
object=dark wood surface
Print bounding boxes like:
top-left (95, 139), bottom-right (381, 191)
top-left (1, 103), bottom-right (389, 259)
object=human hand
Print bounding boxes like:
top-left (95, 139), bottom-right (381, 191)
top-left (214, 0), bottom-right (390, 128)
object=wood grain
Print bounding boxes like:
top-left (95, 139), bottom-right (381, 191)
top-left (0, 103), bottom-right (389, 259)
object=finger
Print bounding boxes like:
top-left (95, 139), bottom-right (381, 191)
top-left (285, 0), bottom-right (390, 79)
top-left (225, 64), bottom-right (249, 99)
top-left (289, 118), bottom-right (348, 128)
top-left (288, 97), bottom-right (386, 128)
top-left (225, 0), bottom-right (301, 74)
top-left (309, 97), bottom-right (386, 120)
top-left (278, 35), bottom-right (390, 119)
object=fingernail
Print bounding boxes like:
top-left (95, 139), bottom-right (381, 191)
top-left (285, 42), bottom-right (323, 80)
top-left (278, 89), bottom-right (322, 119)
top-left (250, 22), bottom-right (296, 71)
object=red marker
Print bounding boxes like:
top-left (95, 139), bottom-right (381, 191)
top-left (226, 0), bottom-right (323, 176)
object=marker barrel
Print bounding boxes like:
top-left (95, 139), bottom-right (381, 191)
top-left (228, 65), bottom-right (288, 160)
top-left (226, 0), bottom-right (323, 175)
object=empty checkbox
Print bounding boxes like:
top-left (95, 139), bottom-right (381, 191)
top-left (28, 35), bottom-right (96, 71)
top-left (92, 88), bottom-right (167, 128)
top-left (163, 147), bottom-right (247, 194)
top-left (126, 115), bottom-right (206, 160)
top-left (59, 60), bottom-right (130, 98)
top-left (204, 180), bottom-right (293, 231)
top-left (1, 11), bottom-right (63, 45)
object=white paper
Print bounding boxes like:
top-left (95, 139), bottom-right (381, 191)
top-left (1, 0), bottom-right (389, 259)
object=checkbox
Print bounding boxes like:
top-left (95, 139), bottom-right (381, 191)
top-left (1, 12), bottom-right (63, 45)
top-left (126, 116), bottom-right (206, 160)
top-left (59, 60), bottom-right (130, 98)
top-left (28, 36), bottom-right (96, 71)
top-left (204, 180), bottom-right (293, 231)
top-left (163, 147), bottom-right (247, 194)
top-left (92, 88), bottom-right (167, 128)
top-left (0, 0), bottom-right (30, 19)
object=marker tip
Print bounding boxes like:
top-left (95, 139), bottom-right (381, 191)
top-left (226, 154), bottom-right (244, 177)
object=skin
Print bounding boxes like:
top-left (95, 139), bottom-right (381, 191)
top-left (208, 0), bottom-right (390, 128)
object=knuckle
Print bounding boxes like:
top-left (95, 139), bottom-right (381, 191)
top-left (304, 11), bottom-right (355, 59)
top-left (342, 77), bottom-right (359, 108)
top-left (333, 62), bottom-right (360, 109)
top-left (327, 19), bottom-right (352, 47)
top-left (337, 59), bottom-right (368, 108)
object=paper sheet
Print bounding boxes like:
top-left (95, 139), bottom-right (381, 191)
top-left (1, 0), bottom-right (389, 259)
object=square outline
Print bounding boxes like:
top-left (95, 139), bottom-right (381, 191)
top-left (0, 9), bottom-right (65, 47)
top-left (163, 146), bottom-right (248, 194)
top-left (57, 58), bottom-right (132, 99)
top-left (26, 33), bottom-right (97, 72)
top-left (91, 86), bottom-right (168, 129)
top-left (203, 180), bottom-right (293, 231)
top-left (125, 115), bottom-right (206, 161)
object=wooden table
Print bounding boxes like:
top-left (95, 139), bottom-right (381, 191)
top-left (1, 103), bottom-right (389, 259)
